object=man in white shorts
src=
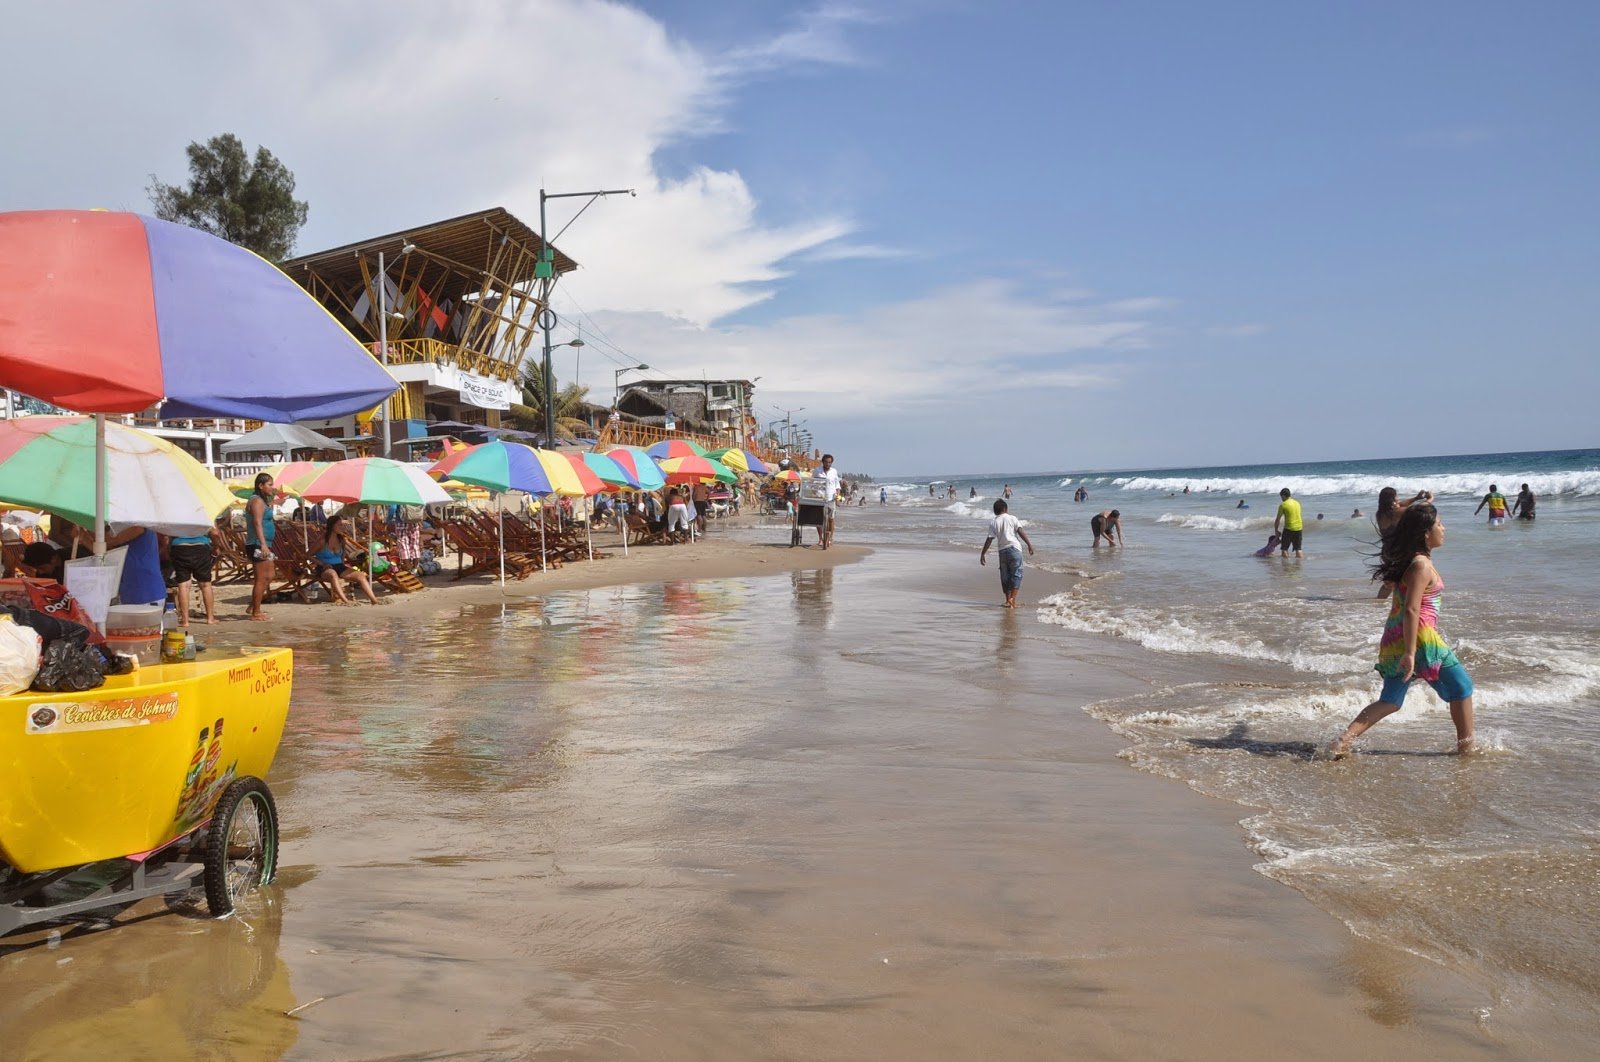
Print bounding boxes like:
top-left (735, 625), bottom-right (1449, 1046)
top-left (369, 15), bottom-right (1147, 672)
top-left (665, 488), bottom-right (693, 540)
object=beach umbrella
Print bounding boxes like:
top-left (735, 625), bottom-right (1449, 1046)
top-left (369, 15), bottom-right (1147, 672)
top-left (645, 439), bottom-right (708, 460)
top-left (439, 442), bottom-right (557, 495)
top-left (768, 469), bottom-right (805, 482)
top-left (0, 208), bottom-right (398, 559)
top-left (225, 461), bottom-right (331, 498)
top-left (0, 211), bottom-right (396, 420)
top-left (600, 446), bottom-right (667, 492)
top-left (657, 455), bottom-right (737, 485)
top-left (291, 457), bottom-right (451, 588)
top-left (291, 458), bottom-right (451, 506)
top-left (707, 447), bottom-right (771, 475)
top-left (0, 416), bottom-right (234, 535)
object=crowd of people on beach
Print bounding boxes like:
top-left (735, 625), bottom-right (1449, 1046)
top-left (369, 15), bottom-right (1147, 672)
top-left (956, 475), bottom-right (1545, 757)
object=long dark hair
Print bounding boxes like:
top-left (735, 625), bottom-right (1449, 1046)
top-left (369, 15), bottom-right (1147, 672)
top-left (1376, 486), bottom-right (1398, 513)
top-left (1370, 503), bottom-right (1437, 584)
top-left (324, 514), bottom-right (345, 539)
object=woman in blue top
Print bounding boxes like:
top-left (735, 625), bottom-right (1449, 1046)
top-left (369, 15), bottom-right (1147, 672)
top-left (316, 514), bottom-right (384, 605)
top-left (245, 473), bottom-right (278, 621)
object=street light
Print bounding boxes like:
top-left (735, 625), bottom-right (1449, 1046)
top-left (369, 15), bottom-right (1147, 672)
top-left (375, 241), bottom-right (416, 457)
top-left (613, 363), bottom-right (649, 405)
top-left (538, 186), bottom-right (634, 448)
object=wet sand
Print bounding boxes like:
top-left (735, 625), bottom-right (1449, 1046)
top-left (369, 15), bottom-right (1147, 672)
top-left (1, 542), bottom-right (1531, 1059)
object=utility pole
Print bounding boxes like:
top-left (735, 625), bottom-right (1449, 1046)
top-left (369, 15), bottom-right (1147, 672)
top-left (538, 186), bottom-right (634, 447)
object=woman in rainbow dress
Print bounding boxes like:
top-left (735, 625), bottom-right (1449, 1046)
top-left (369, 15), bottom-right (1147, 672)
top-left (1329, 503), bottom-right (1476, 757)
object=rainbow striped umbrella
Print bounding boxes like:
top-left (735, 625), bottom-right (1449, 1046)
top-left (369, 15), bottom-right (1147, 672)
top-left (601, 446), bottom-right (667, 491)
top-left (565, 451), bottom-right (637, 490)
top-left (535, 450), bottom-right (604, 496)
top-left (0, 416), bottom-right (234, 535)
top-left (434, 442), bottom-right (556, 495)
top-left (707, 447), bottom-right (771, 475)
top-left (645, 439), bottom-right (707, 460)
top-left (226, 460), bottom-right (331, 498)
top-left (657, 455), bottom-right (737, 485)
top-left (289, 457), bottom-right (451, 506)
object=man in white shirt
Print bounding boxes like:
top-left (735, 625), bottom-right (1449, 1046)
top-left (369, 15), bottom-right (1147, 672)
top-left (979, 499), bottom-right (1036, 608)
top-left (812, 453), bottom-right (842, 549)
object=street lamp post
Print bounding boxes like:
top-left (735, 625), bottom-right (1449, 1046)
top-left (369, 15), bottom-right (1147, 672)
top-left (374, 242), bottom-right (415, 457)
top-left (532, 338), bottom-right (584, 444)
top-left (613, 363), bottom-right (650, 406)
top-left (538, 186), bottom-right (634, 449)
top-left (778, 406), bottom-right (804, 456)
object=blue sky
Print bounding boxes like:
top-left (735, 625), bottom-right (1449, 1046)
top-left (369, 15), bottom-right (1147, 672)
top-left (5, 1), bottom-right (1596, 474)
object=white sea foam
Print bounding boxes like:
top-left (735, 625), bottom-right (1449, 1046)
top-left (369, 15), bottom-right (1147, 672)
top-left (1036, 590), bottom-right (1368, 673)
top-left (1155, 513), bottom-right (1274, 531)
top-left (1111, 469), bottom-right (1600, 497)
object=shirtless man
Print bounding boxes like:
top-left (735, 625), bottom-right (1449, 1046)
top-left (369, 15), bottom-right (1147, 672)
top-left (1090, 509), bottom-right (1123, 547)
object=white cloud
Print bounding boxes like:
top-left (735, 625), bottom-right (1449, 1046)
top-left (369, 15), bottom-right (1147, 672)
top-left (718, 4), bottom-right (885, 74)
top-left (555, 278), bottom-right (1167, 414)
top-left (800, 241), bottom-right (914, 262)
top-left (6, 0), bottom-right (856, 326)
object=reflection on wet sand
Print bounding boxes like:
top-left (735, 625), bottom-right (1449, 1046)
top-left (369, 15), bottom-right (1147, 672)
top-left (0, 891), bottom-right (295, 1060)
top-left (3, 550), bottom-right (1521, 1058)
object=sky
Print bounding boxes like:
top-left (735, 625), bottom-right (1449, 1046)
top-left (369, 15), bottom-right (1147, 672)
top-left (5, 1), bottom-right (1597, 476)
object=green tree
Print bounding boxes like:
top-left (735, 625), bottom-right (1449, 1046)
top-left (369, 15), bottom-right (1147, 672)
top-left (147, 134), bottom-right (310, 261)
top-left (511, 366), bottom-right (593, 442)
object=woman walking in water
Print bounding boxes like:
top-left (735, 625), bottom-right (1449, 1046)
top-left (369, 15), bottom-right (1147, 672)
top-left (1328, 502), bottom-right (1475, 757)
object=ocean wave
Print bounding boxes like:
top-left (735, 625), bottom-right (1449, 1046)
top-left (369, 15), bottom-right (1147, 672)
top-left (1109, 470), bottom-right (1600, 497)
top-left (1155, 513), bottom-right (1274, 531)
top-left (1035, 591), bottom-right (1368, 673)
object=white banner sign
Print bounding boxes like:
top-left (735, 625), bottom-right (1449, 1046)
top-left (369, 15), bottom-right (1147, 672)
top-left (459, 371), bottom-right (511, 410)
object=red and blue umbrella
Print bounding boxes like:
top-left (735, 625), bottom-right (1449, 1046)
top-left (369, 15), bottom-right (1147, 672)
top-left (645, 439), bottom-right (707, 460)
top-left (601, 446), bottom-right (667, 492)
top-left (0, 210), bottom-right (397, 419)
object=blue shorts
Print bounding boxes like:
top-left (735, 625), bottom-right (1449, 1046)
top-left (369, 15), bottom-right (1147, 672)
top-left (1378, 662), bottom-right (1474, 707)
top-left (998, 547), bottom-right (1024, 592)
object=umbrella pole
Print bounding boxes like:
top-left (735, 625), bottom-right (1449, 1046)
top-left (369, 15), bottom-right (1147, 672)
top-left (620, 492), bottom-right (628, 557)
top-left (497, 495), bottom-right (506, 590)
top-left (540, 496), bottom-right (547, 572)
top-left (586, 497), bottom-right (593, 561)
top-left (367, 506), bottom-right (375, 586)
top-left (92, 414), bottom-right (107, 559)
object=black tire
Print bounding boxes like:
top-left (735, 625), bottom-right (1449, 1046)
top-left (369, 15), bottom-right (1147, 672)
top-left (203, 777), bottom-right (279, 917)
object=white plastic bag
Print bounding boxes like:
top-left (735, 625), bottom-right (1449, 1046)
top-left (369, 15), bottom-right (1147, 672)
top-left (0, 616), bottom-right (42, 695)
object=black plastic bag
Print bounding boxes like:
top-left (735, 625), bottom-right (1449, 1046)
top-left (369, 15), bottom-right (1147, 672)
top-left (32, 639), bottom-right (106, 692)
top-left (3, 603), bottom-right (93, 647)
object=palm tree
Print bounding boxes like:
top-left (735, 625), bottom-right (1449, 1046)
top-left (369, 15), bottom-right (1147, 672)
top-left (511, 365), bottom-right (594, 443)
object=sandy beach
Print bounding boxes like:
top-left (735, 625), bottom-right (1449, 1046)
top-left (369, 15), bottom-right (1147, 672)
top-left (3, 513), bottom-right (1558, 1060)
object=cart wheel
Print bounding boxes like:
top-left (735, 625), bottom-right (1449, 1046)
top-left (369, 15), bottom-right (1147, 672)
top-left (203, 777), bottom-right (279, 917)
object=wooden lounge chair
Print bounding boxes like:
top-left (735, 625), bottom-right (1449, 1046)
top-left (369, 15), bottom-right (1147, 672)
top-left (440, 521), bottom-right (542, 581)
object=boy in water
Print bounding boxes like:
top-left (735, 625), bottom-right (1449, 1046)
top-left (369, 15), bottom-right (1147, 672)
top-left (980, 499), bottom-right (1035, 609)
top-left (1475, 484), bottom-right (1509, 526)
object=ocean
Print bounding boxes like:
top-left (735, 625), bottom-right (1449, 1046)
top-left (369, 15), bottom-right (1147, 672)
top-left (862, 448), bottom-right (1600, 1033)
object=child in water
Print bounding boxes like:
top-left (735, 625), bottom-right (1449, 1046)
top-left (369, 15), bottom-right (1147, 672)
top-left (1253, 532), bottom-right (1281, 557)
top-left (1327, 503), bottom-right (1475, 757)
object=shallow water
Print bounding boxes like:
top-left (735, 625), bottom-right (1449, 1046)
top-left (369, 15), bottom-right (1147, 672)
top-left (864, 449), bottom-right (1600, 1038)
top-left (0, 543), bottom-right (1543, 1058)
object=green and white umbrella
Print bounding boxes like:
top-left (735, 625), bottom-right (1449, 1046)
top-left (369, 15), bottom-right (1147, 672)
top-left (0, 415), bottom-right (234, 534)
